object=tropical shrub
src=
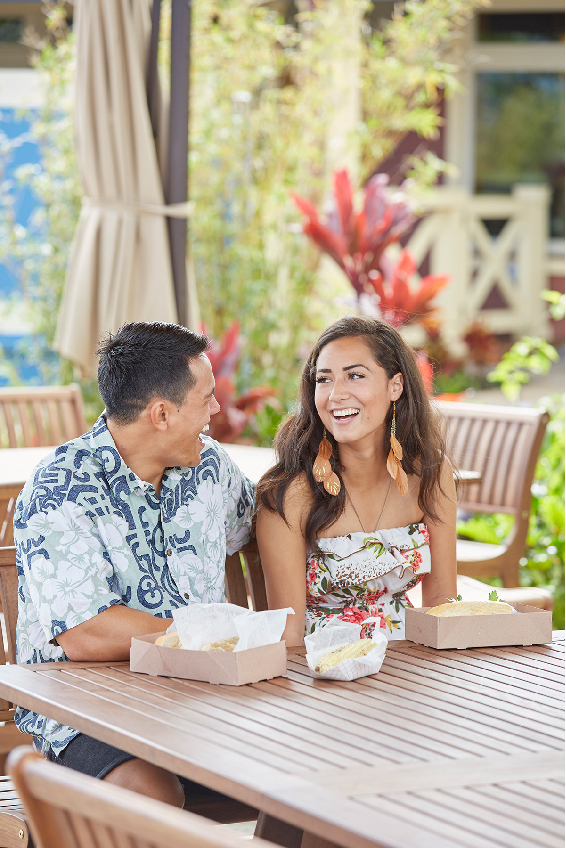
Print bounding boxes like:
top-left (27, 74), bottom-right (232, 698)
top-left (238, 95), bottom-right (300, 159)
top-left (0, 0), bottom-right (484, 435)
top-left (293, 168), bottom-right (449, 326)
top-left (458, 292), bottom-right (565, 627)
top-left (204, 322), bottom-right (277, 443)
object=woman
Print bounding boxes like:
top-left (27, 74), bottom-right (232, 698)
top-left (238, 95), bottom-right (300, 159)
top-left (255, 316), bottom-right (457, 647)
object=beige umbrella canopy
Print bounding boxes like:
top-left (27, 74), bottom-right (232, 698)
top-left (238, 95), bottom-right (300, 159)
top-left (55, 0), bottom-right (192, 376)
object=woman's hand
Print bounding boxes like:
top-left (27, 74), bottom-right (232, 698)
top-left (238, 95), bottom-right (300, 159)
top-left (256, 477), bottom-right (310, 646)
top-left (421, 457), bottom-right (458, 607)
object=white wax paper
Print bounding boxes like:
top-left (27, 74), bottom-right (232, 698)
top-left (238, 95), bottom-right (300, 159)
top-left (171, 603), bottom-right (294, 652)
top-left (304, 618), bottom-right (387, 681)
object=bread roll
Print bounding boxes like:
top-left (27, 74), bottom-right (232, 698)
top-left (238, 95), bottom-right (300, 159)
top-left (155, 632), bottom-right (182, 648)
top-left (201, 636), bottom-right (239, 652)
top-left (427, 600), bottom-right (513, 617)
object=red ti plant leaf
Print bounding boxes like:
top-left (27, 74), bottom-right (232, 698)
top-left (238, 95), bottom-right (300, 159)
top-left (415, 351), bottom-right (434, 395)
top-left (203, 322), bottom-right (277, 443)
top-left (293, 168), bottom-right (416, 301)
top-left (367, 250), bottom-right (449, 327)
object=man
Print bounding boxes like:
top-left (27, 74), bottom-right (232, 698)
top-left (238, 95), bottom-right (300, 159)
top-left (13, 322), bottom-right (254, 807)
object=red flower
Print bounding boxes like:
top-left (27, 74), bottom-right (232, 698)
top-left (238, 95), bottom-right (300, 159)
top-left (421, 526), bottom-right (430, 545)
top-left (341, 606), bottom-right (369, 625)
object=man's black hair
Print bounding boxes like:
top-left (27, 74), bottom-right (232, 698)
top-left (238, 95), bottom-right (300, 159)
top-left (97, 322), bottom-right (210, 424)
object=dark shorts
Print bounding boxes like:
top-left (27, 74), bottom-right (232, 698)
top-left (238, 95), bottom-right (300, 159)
top-left (47, 733), bottom-right (220, 799)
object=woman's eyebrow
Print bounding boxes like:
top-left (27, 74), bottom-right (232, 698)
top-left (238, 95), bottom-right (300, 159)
top-left (316, 363), bottom-right (370, 374)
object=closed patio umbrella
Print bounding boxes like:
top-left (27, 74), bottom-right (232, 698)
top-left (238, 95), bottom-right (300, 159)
top-left (55, 0), bottom-right (193, 375)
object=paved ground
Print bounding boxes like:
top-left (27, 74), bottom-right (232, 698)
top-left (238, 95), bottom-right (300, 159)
top-left (461, 350), bottom-right (564, 407)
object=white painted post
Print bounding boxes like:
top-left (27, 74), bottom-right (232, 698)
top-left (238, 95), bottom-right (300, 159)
top-left (513, 184), bottom-right (551, 340)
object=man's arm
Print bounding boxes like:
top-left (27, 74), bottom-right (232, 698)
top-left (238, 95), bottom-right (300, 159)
top-left (56, 606), bottom-right (168, 662)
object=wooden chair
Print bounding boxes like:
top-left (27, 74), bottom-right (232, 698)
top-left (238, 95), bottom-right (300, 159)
top-left (7, 745), bottom-right (274, 848)
top-left (0, 547), bottom-right (33, 847)
top-left (0, 385), bottom-right (87, 548)
top-left (0, 385), bottom-right (86, 450)
top-left (437, 400), bottom-right (552, 605)
top-left (225, 540), bottom-right (268, 611)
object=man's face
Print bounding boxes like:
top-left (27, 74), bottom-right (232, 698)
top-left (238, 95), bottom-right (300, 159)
top-left (168, 354), bottom-right (220, 467)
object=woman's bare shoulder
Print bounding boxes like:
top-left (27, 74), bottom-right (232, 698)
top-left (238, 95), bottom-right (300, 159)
top-left (258, 473), bottom-right (312, 538)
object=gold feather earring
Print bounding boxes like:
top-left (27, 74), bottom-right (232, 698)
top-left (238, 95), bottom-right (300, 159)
top-left (312, 430), bottom-right (341, 496)
top-left (386, 402), bottom-right (408, 496)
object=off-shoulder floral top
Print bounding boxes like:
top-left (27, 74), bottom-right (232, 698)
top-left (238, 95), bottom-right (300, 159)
top-left (305, 523), bottom-right (431, 640)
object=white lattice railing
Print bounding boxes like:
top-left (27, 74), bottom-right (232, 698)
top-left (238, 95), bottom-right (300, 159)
top-left (401, 184), bottom-right (558, 353)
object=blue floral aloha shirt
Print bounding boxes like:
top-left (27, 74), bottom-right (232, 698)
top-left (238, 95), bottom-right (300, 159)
top-left (13, 415), bottom-right (254, 755)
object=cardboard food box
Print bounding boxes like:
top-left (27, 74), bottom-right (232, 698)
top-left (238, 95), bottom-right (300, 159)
top-left (405, 603), bottom-right (553, 650)
top-left (130, 631), bottom-right (287, 685)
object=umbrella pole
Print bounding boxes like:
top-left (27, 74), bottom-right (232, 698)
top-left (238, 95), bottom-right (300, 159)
top-left (167, 0), bottom-right (192, 327)
top-left (147, 0), bottom-right (162, 141)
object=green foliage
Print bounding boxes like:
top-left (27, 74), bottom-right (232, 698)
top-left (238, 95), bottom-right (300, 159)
top-left (359, 0), bottom-right (485, 181)
top-left (459, 338), bottom-right (564, 627)
top-left (487, 337), bottom-right (559, 401)
top-left (541, 290), bottom-right (566, 321)
top-left (0, 0), bottom-right (484, 433)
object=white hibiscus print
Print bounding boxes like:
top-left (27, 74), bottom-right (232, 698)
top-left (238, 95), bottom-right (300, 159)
top-left (49, 502), bottom-right (95, 554)
top-left (28, 554), bottom-right (55, 583)
top-left (42, 560), bottom-right (95, 618)
top-left (96, 514), bottom-right (129, 549)
top-left (26, 513), bottom-right (53, 537)
top-left (181, 478), bottom-right (224, 542)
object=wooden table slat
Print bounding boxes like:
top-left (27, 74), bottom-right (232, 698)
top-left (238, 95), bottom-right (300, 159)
top-left (467, 785), bottom-right (565, 834)
top-left (115, 668), bottom-right (413, 766)
top-left (309, 752), bottom-right (563, 795)
top-left (45, 667), bottom-right (316, 773)
top-left (380, 646), bottom-right (564, 700)
top-left (359, 793), bottom-right (510, 848)
top-left (370, 651), bottom-right (563, 710)
top-left (492, 781), bottom-right (566, 815)
top-left (87, 666), bottom-right (370, 770)
top-left (272, 669), bottom-right (547, 757)
top-left (411, 788), bottom-right (559, 848)
top-left (286, 660), bottom-right (564, 744)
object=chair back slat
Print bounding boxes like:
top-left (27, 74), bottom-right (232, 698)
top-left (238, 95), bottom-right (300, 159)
top-left (243, 543), bottom-right (268, 612)
top-left (439, 401), bottom-right (549, 516)
top-left (2, 405), bottom-right (17, 450)
top-left (0, 548), bottom-right (18, 666)
top-left (225, 540), bottom-right (268, 612)
top-left (0, 386), bottom-right (87, 449)
top-left (9, 747), bottom-right (271, 848)
top-left (224, 553), bottom-right (249, 608)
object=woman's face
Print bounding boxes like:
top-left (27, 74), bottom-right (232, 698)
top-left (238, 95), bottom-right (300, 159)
top-left (314, 336), bottom-right (403, 448)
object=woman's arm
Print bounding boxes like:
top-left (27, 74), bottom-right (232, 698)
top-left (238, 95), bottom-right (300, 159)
top-left (421, 457), bottom-right (458, 607)
top-left (256, 478), bottom-right (310, 646)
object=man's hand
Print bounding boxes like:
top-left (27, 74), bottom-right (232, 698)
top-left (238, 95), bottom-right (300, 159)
top-left (56, 606), bottom-right (168, 662)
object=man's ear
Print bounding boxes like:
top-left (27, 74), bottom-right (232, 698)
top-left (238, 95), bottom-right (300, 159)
top-left (390, 372), bottom-right (403, 401)
top-left (148, 400), bottom-right (169, 431)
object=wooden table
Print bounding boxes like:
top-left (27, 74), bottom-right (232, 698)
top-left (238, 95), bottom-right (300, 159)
top-left (0, 638), bottom-right (562, 848)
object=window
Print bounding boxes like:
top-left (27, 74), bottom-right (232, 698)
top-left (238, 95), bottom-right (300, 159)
top-left (477, 12), bottom-right (564, 43)
top-left (475, 72), bottom-right (565, 238)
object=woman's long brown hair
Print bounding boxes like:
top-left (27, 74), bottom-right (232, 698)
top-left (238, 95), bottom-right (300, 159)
top-left (255, 316), bottom-right (448, 552)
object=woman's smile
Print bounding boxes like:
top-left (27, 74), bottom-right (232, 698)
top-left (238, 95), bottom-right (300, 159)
top-left (315, 336), bottom-right (400, 445)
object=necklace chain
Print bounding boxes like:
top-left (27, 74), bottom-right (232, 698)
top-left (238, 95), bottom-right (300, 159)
top-left (347, 478), bottom-right (392, 534)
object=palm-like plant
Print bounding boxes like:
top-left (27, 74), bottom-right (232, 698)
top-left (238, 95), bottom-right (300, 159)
top-left (204, 322), bottom-right (276, 443)
top-left (293, 169), bottom-right (448, 327)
